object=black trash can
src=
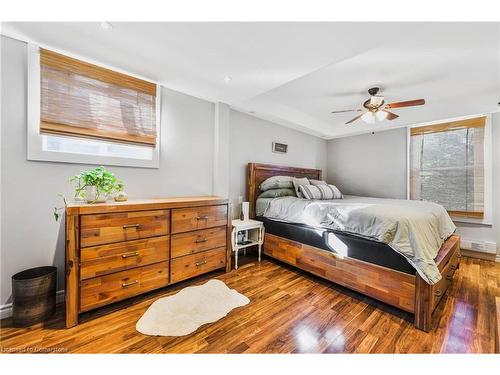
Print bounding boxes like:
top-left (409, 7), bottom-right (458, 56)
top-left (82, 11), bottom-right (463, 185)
top-left (12, 266), bottom-right (57, 327)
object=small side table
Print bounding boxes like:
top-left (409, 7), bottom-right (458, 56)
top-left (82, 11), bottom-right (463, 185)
top-left (231, 219), bottom-right (265, 270)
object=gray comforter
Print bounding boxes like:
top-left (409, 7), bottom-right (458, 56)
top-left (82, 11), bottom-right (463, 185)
top-left (257, 195), bottom-right (456, 284)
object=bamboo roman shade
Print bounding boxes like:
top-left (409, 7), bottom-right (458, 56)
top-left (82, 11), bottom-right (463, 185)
top-left (40, 49), bottom-right (157, 146)
top-left (409, 116), bottom-right (486, 218)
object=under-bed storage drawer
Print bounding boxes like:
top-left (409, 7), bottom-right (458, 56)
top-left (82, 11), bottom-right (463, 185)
top-left (80, 236), bottom-right (169, 280)
top-left (170, 247), bottom-right (226, 283)
top-left (171, 226), bottom-right (226, 258)
top-left (171, 205), bottom-right (227, 234)
top-left (80, 210), bottom-right (169, 247)
top-left (431, 246), bottom-right (460, 310)
top-left (80, 261), bottom-right (169, 312)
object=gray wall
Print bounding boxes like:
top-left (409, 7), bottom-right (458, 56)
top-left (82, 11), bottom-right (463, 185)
top-left (229, 110), bottom-right (327, 217)
top-left (326, 128), bottom-right (407, 199)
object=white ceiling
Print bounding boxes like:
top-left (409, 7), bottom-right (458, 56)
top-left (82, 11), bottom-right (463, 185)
top-left (3, 22), bottom-right (500, 138)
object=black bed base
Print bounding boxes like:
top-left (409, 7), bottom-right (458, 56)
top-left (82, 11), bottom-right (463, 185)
top-left (256, 216), bottom-right (415, 275)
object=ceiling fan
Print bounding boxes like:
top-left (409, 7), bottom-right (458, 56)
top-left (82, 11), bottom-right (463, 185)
top-left (331, 87), bottom-right (425, 125)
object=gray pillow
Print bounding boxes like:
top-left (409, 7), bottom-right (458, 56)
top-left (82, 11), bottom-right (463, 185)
top-left (258, 188), bottom-right (296, 199)
top-left (299, 184), bottom-right (343, 200)
top-left (259, 175), bottom-right (293, 191)
top-left (309, 179), bottom-right (327, 186)
top-left (292, 177), bottom-right (310, 198)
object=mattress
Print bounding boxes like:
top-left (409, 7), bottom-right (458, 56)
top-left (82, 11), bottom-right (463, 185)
top-left (257, 216), bottom-right (416, 275)
top-left (256, 195), bottom-right (456, 284)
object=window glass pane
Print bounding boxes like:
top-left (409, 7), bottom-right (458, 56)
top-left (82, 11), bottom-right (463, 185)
top-left (411, 123), bottom-right (485, 214)
top-left (420, 129), bottom-right (467, 211)
top-left (42, 135), bottom-right (153, 160)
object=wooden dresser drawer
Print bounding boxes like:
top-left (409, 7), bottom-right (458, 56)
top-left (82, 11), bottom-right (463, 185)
top-left (171, 205), bottom-right (227, 234)
top-left (170, 247), bottom-right (226, 283)
top-left (80, 261), bottom-right (169, 312)
top-left (80, 210), bottom-right (169, 247)
top-left (80, 236), bottom-right (169, 280)
top-left (171, 226), bottom-right (226, 258)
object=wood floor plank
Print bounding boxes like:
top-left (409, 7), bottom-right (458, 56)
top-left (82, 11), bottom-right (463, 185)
top-left (0, 256), bottom-right (498, 354)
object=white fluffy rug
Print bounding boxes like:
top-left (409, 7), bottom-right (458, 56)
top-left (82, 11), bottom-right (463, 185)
top-left (136, 279), bottom-right (250, 336)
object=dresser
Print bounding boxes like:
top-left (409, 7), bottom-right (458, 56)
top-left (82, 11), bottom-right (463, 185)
top-left (65, 196), bottom-right (231, 328)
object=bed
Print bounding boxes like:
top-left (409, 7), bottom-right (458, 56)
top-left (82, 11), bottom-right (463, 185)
top-left (247, 163), bottom-right (461, 332)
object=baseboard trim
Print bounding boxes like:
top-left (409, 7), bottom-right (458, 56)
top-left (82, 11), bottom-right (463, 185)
top-left (0, 290), bottom-right (65, 320)
top-left (461, 248), bottom-right (499, 262)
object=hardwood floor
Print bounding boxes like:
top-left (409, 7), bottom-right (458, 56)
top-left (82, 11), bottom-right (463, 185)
top-left (0, 255), bottom-right (498, 353)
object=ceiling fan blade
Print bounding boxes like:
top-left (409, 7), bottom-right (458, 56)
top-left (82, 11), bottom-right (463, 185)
top-left (345, 112), bottom-right (365, 124)
top-left (383, 110), bottom-right (399, 120)
top-left (331, 109), bottom-right (364, 114)
top-left (385, 99), bottom-right (425, 109)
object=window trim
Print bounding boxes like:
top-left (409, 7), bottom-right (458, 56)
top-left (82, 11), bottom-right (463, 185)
top-left (27, 43), bottom-right (161, 169)
top-left (406, 113), bottom-right (493, 225)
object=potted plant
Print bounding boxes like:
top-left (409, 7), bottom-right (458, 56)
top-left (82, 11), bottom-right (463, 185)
top-left (54, 166), bottom-right (123, 221)
top-left (71, 166), bottom-right (122, 203)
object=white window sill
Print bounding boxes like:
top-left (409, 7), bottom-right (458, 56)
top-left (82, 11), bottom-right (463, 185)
top-left (451, 216), bottom-right (492, 226)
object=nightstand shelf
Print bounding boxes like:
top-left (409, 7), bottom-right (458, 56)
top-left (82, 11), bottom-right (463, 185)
top-left (231, 219), bottom-right (264, 269)
top-left (236, 240), bottom-right (260, 249)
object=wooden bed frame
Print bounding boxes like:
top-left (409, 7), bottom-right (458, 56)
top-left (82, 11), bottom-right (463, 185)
top-left (247, 162), bottom-right (461, 332)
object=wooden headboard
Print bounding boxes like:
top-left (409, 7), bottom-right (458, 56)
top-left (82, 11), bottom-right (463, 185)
top-left (247, 163), bottom-right (322, 218)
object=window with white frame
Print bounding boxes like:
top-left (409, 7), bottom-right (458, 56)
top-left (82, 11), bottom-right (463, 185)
top-left (27, 45), bottom-right (160, 168)
top-left (409, 116), bottom-right (492, 221)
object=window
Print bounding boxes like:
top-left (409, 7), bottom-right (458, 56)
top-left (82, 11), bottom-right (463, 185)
top-left (409, 117), bottom-right (487, 219)
top-left (28, 44), bottom-right (160, 168)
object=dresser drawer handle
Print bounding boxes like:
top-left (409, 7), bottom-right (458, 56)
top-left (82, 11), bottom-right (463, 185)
top-left (123, 224), bottom-right (140, 229)
top-left (122, 280), bottom-right (139, 288)
top-left (446, 274), bottom-right (453, 281)
top-left (122, 252), bottom-right (140, 258)
top-left (434, 290), bottom-right (442, 297)
top-left (196, 216), bottom-right (209, 220)
top-left (195, 238), bottom-right (208, 243)
top-left (450, 265), bottom-right (456, 271)
top-left (195, 260), bottom-right (207, 267)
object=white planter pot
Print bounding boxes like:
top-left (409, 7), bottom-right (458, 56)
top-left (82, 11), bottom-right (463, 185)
top-left (84, 186), bottom-right (107, 203)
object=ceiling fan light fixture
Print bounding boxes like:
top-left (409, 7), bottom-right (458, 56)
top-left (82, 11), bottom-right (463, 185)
top-left (332, 88), bottom-right (425, 125)
top-left (375, 110), bottom-right (388, 121)
top-left (361, 111), bottom-right (376, 124)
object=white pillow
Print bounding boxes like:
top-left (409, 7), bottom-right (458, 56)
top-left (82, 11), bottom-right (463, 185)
top-left (292, 177), bottom-right (310, 198)
top-left (299, 184), bottom-right (343, 200)
top-left (309, 179), bottom-right (327, 186)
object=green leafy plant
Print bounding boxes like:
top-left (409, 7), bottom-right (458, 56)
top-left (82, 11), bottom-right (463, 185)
top-left (53, 166), bottom-right (123, 221)
top-left (70, 166), bottom-right (122, 201)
